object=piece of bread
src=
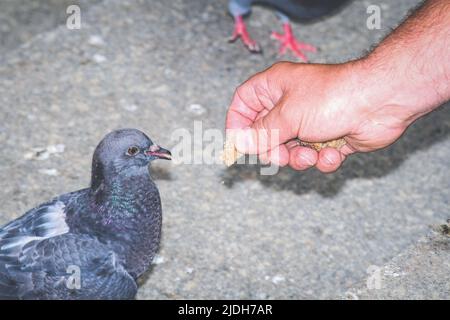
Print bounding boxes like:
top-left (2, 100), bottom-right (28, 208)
top-left (222, 138), bottom-right (243, 167)
top-left (297, 138), bottom-right (347, 151)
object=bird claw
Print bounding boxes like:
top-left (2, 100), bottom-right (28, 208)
top-left (229, 15), bottom-right (261, 53)
top-left (271, 23), bottom-right (317, 62)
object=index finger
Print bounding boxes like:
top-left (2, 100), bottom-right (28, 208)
top-left (225, 83), bottom-right (264, 130)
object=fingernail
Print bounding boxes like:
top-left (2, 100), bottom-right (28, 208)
top-left (323, 154), bottom-right (335, 165)
top-left (300, 155), bottom-right (315, 167)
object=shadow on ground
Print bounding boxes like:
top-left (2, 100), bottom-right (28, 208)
top-left (222, 103), bottom-right (450, 197)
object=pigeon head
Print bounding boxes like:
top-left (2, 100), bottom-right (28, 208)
top-left (91, 129), bottom-right (171, 190)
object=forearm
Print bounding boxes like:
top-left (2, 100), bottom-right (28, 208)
top-left (357, 0), bottom-right (450, 123)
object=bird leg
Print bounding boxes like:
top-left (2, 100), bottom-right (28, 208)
top-left (271, 22), bottom-right (317, 62)
top-left (229, 15), bottom-right (261, 53)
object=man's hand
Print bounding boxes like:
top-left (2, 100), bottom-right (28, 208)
top-left (226, 61), bottom-right (410, 173)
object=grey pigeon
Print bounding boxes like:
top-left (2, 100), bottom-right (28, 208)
top-left (228, 0), bottom-right (350, 61)
top-left (0, 129), bottom-right (171, 299)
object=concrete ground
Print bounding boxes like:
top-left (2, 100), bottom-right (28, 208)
top-left (345, 226), bottom-right (450, 300)
top-left (0, 0), bottom-right (448, 299)
top-left (0, 0), bottom-right (101, 58)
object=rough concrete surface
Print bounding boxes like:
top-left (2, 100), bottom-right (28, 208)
top-left (0, 0), bottom-right (448, 299)
top-left (345, 226), bottom-right (450, 300)
top-left (0, 0), bottom-right (101, 57)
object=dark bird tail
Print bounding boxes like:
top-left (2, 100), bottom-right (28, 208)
top-left (254, 0), bottom-right (351, 22)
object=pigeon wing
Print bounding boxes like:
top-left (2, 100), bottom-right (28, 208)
top-left (0, 199), bottom-right (70, 298)
top-left (0, 200), bottom-right (137, 299)
top-left (12, 234), bottom-right (137, 299)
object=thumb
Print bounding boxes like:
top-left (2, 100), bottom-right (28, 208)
top-left (234, 103), bottom-right (297, 155)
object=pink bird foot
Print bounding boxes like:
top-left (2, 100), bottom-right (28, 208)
top-left (271, 23), bottom-right (317, 62)
top-left (229, 15), bottom-right (261, 53)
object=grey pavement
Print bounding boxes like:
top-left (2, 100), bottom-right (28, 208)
top-left (0, 0), bottom-right (101, 58)
top-left (0, 0), bottom-right (448, 299)
top-left (345, 225), bottom-right (450, 300)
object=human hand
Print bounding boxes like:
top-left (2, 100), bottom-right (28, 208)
top-left (225, 61), bottom-right (414, 173)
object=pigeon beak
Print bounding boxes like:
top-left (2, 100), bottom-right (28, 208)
top-left (145, 145), bottom-right (172, 160)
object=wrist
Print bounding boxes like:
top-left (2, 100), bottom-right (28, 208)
top-left (352, 52), bottom-right (447, 126)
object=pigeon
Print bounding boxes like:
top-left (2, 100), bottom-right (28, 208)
top-left (228, 0), bottom-right (350, 61)
top-left (0, 128), bottom-right (171, 299)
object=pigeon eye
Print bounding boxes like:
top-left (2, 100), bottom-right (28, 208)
top-left (127, 146), bottom-right (140, 156)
